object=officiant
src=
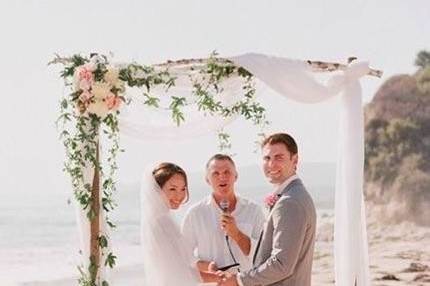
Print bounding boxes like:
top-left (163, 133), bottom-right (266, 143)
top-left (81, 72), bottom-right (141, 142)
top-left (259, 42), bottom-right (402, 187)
top-left (182, 154), bottom-right (265, 273)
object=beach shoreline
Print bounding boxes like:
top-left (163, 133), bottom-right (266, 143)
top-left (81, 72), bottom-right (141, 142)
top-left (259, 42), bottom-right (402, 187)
top-left (6, 211), bottom-right (429, 286)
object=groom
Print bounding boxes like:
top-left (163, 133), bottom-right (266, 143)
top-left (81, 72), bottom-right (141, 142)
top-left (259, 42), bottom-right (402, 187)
top-left (220, 133), bottom-right (316, 286)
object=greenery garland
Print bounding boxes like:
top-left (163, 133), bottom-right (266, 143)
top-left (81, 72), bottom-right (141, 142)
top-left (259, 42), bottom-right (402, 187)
top-left (51, 52), bottom-right (267, 285)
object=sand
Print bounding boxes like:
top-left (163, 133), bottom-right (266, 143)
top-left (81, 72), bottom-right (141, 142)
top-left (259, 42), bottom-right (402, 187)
top-left (14, 212), bottom-right (430, 286)
top-left (313, 212), bottom-right (430, 285)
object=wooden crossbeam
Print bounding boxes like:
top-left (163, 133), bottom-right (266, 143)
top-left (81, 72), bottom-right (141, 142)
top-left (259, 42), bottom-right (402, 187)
top-left (49, 54), bottom-right (383, 78)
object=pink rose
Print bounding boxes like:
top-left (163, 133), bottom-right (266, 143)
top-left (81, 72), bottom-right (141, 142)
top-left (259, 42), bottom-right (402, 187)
top-left (264, 193), bottom-right (280, 208)
top-left (77, 66), bottom-right (93, 82)
top-left (75, 65), bottom-right (94, 91)
top-left (105, 94), bottom-right (122, 111)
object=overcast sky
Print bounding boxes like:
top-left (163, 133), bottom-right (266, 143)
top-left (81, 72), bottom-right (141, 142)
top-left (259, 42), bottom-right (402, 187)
top-left (0, 0), bottom-right (428, 192)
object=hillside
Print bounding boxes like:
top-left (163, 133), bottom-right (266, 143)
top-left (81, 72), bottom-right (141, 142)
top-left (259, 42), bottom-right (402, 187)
top-left (364, 51), bottom-right (430, 226)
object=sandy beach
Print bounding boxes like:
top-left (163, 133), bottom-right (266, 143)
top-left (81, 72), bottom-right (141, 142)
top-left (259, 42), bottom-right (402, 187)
top-left (313, 211), bottom-right (430, 285)
top-left (13, 210), bottom-right (428, 286)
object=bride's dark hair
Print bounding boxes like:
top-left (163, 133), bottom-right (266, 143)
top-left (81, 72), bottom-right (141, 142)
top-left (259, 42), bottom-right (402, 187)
top-left (152, 162), bottom-right (189, 203)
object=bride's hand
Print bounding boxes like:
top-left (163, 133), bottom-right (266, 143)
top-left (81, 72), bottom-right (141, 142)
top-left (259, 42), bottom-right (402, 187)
top-left (215, 271), bottom-right (227, 285)
top-left (215, 270), bottom-right (226, 278)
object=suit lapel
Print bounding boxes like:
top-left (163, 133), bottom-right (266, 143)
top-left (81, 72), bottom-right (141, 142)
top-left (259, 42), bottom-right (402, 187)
top-left (264, 179), bottom-right (302, 221)
top-left (252, 179), bottom-right (303, 266)
top-left (253, 229), bottom-right (264, 264)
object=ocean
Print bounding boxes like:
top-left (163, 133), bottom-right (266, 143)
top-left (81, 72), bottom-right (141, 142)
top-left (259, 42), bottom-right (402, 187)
top-left (0, 163), bottom-right (335, 285)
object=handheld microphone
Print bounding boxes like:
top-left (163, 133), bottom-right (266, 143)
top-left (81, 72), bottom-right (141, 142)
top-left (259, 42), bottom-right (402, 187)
top-left (219, 198), bottom-right (239, 271)
top-left (219, 199), bottom-right (229, 237)
top-left (220, 199), bottom-right (229, 213)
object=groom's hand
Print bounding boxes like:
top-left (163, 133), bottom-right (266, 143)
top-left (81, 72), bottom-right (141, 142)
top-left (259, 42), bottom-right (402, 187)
top-left (220, 213), bottom-right (239, 238)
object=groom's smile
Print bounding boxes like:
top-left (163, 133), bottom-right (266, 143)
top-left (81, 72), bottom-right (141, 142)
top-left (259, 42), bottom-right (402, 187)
top-left (267, 170), bottom-right (281, 179)
top-left (262, 143), bottom-right (298, 184)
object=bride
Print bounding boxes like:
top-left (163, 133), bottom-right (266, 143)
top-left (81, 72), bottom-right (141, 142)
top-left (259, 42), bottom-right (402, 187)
top-left (141, 162), bottom-right (221, 285)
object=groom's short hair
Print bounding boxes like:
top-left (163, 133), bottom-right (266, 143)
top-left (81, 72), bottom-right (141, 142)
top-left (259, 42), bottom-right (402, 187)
top-left (206, 154), bottom-right (236, 170)
top-left (262, 133), bottom-right (298, 155)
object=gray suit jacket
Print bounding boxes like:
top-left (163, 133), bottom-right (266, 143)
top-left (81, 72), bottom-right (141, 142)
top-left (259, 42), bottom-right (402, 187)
top-left (239, 179), bottom-right (316, 286)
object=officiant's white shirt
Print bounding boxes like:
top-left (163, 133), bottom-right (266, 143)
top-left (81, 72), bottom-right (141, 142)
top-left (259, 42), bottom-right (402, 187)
top-left (182, 194), bottom-right (265, 271)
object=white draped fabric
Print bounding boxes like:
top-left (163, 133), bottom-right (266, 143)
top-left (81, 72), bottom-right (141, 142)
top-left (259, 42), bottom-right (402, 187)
top-left (76, 53), bottom-right (371, 286)
top-left (230, 53), bottom-right (371, 286)
top-left (119, 76), bottom-right (243, 140)
top-left (334, 82), bottom-right (370, 286)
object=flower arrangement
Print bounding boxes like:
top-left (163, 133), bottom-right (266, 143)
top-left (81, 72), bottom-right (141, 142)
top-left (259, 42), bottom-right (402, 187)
top-left (71, 55), bottom-right (125, 118)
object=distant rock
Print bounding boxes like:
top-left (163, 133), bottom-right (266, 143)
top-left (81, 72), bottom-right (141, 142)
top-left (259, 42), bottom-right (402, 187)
top-left (403, 262), bottom-right (429, 273)
top-left (379, 274), bottom-right (400, 281)
top-left (413, 273), bottom-right (430, 283)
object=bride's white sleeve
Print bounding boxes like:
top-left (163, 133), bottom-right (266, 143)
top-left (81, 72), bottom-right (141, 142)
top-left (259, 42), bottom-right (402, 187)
top-left (181, 209), bottom-right (199, 259)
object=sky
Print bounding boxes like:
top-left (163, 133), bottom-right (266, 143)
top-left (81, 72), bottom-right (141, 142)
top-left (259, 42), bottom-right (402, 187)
top-left (0, 0), bottom-right (428, 192)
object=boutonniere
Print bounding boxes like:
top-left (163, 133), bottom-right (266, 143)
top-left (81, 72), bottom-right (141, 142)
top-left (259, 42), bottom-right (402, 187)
top-left (264, 193), bottom-right (281, 209)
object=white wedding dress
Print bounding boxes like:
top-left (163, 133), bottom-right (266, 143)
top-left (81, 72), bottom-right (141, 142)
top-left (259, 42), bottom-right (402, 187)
top-left (140, 169), bottom-right (202, 286)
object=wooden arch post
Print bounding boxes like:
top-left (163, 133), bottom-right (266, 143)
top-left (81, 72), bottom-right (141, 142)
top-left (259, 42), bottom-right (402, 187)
top-left (90, 140), bottom-right (101, 281)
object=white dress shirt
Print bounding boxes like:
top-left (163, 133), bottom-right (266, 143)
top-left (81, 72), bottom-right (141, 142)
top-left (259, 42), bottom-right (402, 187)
top-left (181, 194), bottom-right (265, 271)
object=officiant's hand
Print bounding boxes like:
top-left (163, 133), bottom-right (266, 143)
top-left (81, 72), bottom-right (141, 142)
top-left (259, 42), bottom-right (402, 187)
top-left (220, 213), bottom-right (239, 238)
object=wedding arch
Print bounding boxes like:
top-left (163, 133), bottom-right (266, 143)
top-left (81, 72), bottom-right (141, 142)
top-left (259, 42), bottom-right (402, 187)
top-left (51, 52), bottom-right (381, 286)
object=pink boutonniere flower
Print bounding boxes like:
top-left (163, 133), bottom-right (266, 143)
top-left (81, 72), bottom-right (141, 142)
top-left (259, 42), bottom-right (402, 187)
top-left (264, 193), bottom-right (281, 209)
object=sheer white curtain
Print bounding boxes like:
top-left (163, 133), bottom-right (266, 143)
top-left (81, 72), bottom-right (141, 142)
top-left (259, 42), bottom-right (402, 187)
top-left (76, 53), bottom-right (371, 286)
top-left (231, 53), bottom-right (371, 286)
top-left (118, 76), bottom-right (242, 140)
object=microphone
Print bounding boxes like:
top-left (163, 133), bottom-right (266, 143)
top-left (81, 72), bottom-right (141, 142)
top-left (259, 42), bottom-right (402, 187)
top-left (220, 199), bottom-right (229, 213)
top-left (219, 199), bottom-right (229, 237)
top-left (219, 198), bottom-right (240, 272)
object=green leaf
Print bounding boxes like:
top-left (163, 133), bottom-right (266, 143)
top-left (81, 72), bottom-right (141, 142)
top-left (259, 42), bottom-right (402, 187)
top-left (105, 252), bottom-right (117, 268)
top-left (143, 93), bottom-right (160, 107)
top-left (61, 99), bottom-right (68, 109)
top-left (107, 220), bottom-right (117, 228)
top-left (86, 208), bottom-right (97, 220)
top-left (98, 235), bottom-right (108, 248)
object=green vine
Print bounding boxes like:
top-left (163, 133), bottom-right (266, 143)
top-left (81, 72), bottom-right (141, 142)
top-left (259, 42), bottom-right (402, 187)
top-left (51, 52), bottom-right (268, 285)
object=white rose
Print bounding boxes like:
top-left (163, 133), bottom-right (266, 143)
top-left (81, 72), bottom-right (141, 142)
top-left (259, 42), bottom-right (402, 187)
top-left (87, 99), bottom-right (109, 118)
top-left (104, 67), bottom-right (121, 88)
top-left (91, 82), bottom-right (111, 100)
